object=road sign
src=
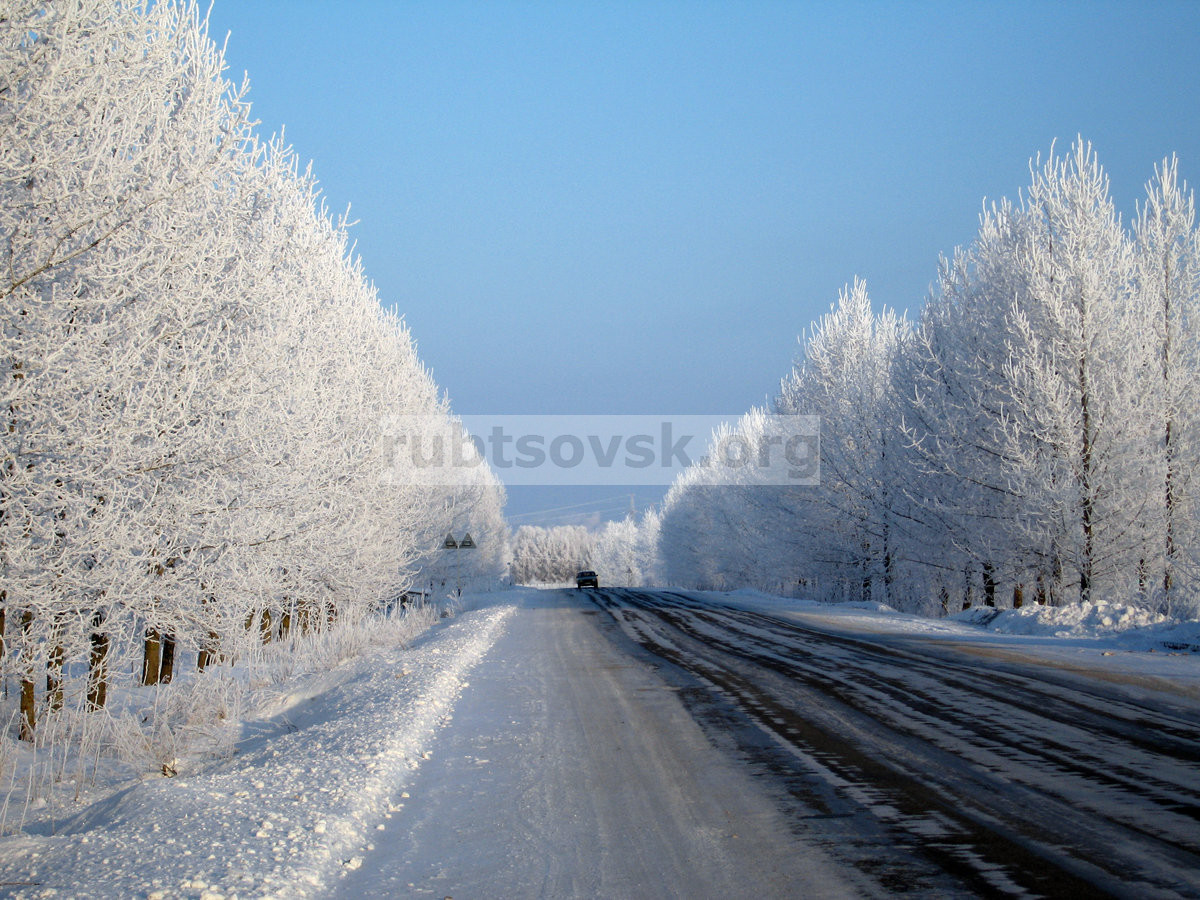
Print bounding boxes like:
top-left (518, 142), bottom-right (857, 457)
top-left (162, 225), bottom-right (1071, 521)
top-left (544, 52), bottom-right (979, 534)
top-left (442, 533), bottom-right (458, 550)
top-left (458, 533), bottom-right (476, 549)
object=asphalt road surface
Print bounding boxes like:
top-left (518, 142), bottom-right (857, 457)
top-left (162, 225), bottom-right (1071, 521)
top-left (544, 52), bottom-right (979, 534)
top-left (593, 588), bottom-right (1200, 898)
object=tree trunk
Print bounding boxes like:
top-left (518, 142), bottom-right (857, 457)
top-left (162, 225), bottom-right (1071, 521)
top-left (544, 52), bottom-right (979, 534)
top-left (46, 644), bottom-right (64, 712)
top-left (1077, 332), bottom-right (1096, 605)
top-left (19, 609), bottom-right (35, 741)
top-left (1013, 583), bottom-right (1024, 609)
top-left (142, 629), bottom-right (162, 686)
top-left (45, 611), bottom-right (67, 712)
top-left (19, 677), bottom-right (35, 741)
top-left (87, 628), bottom-right (109, 711)
top-left (279, 598), bottom-right (293, 640)
top-left (1164, 421), bottom-right (1177, 606)
top-left (1048, 550), bottom-right (1064, 607)
top-left (983, 562), bottom-right (997, 608)
top-left (197, 629), bottom-right (221, 671)
top-left (159, 633), bottom-right (176, 683)
top-left (1161, 253), bottom-right (1177, 610)
top-left (860, 541), bottom-right (871, 605)
top-left (298, 599), bottom-right (318, 635)
top-left (883, 547), bottom-right (895, 610)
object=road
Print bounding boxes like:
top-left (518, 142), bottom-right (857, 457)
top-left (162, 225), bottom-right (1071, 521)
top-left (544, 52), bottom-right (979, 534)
top-left (336, 588), bottom-right (1200, 899)
top-left (333, 589), bottom-right (858, 899)
top-left (592, 588), bottom-right (1200, 898)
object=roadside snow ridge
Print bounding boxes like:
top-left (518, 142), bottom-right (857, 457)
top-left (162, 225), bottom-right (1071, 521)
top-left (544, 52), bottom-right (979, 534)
top-left (0, 602), bottom-right (517, 900)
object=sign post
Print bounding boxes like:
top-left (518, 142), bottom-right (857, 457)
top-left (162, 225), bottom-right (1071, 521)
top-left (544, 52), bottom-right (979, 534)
top-left (441, 533), bottom-right (477, 597)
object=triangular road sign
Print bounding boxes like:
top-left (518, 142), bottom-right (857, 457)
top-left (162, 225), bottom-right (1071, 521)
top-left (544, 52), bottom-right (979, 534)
top-left (458, 532), bottom-right (476, 549)
top-left (442, 533), bottom-right (458, 549)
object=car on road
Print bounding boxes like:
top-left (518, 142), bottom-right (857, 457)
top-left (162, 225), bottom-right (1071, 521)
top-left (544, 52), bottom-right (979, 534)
top-left (575, 570), bottom-right (599, 590)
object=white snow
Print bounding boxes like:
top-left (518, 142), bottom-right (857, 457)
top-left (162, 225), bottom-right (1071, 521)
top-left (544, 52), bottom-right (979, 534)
top-left (715, 587), bottom-right (1200, 646)
top-left (0, 600), bottom-right (516, 899)
top-left (2, 586), bottom-right (1197, 898)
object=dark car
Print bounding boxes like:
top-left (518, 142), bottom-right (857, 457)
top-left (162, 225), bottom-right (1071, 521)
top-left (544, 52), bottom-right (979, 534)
top-left (575, 570), bottom-right (599, 589)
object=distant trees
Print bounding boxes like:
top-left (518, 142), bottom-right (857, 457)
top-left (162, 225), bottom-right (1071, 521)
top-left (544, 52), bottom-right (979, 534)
top-left (655, 140), bottom-right (1200, 618)
top-left (1, 0), bottom-right (505, 741)
top-left (509, 525), bottom-right (594, 584)
top-left (590, 513), bottom-right (662, 587)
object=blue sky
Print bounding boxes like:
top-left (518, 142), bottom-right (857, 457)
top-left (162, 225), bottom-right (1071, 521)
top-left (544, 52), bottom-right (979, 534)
top-left (207, 0), bottom-right (1200, 526)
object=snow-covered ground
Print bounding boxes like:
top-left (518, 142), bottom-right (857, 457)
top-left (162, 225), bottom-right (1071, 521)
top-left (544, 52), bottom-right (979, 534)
top-left (0, 599), bottom-right (517, 899)
top-left (1, 586), bottom-right (1196, 898)
top-left (0, 588), bottom-right (862, 899)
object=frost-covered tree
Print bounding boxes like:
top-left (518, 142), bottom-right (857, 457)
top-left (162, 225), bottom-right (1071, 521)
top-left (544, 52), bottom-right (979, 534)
top-left (1133, 157), bottom-right (1200, 614)
top-left (1, 0), bottom-right (258, 727)
top-left (659, 286), bottom-right (915, 601)
top-left (510, 525), bottom-right (594, 585)
top-left (592, 515), bottom-right (666, 587)
top-left (1001, 141), bottom-right (1143, 605)
top-left (0, 0), bottom-right (507, 743)
top-left (656, 140), bottom-right (1200, 618)
top-left (905, 141), bottom-right (1147, 607)
top-left (777, 280), bottom-right (913, 605)
top-left (658, 474), bottom-right (724, 590)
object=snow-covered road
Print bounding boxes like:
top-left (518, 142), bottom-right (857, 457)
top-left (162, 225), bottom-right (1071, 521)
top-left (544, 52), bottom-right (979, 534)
top-left (3, 587), bottom-right (1198, 898)
top-left (333, 589), bottom-right (856, 899)
top-left (595, 589), bottom-right (1200, 898)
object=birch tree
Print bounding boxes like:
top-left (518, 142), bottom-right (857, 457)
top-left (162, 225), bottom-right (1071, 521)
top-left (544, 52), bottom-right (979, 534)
top-left (902, 141), bottom-right (1149, 607)
top-left (1133, 157), bottom-right (1200, 614)
top-left (776, 281), bottom-right (913, 604)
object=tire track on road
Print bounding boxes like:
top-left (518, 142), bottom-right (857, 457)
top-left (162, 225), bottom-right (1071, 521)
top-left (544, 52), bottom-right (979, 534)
top-left (593, 589), bottom-right (1200, 898)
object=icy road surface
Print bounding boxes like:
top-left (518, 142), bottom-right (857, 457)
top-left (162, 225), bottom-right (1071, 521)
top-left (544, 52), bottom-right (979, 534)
top-left (333, 589), bottom-right (855, 899)
top-left (593, 588), bottom-right (1200, 898)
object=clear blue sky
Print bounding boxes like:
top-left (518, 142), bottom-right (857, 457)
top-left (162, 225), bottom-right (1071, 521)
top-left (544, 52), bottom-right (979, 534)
top-left (207, 0), bottom-right (1200, 526)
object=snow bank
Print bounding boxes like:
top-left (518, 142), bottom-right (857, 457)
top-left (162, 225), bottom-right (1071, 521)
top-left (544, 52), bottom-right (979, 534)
top-left (955, 600), bottom-right (1167, 636)
top-left (955, 601), bottom-right (1200, 651)
top-left (0, 598), bottom-right (517, 899)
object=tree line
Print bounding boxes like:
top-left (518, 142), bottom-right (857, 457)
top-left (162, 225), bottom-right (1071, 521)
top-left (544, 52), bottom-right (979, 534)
top-left (650, 140), bottom-right (1199, 618)
top-left (1, 0), bottom-right (506, 742)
